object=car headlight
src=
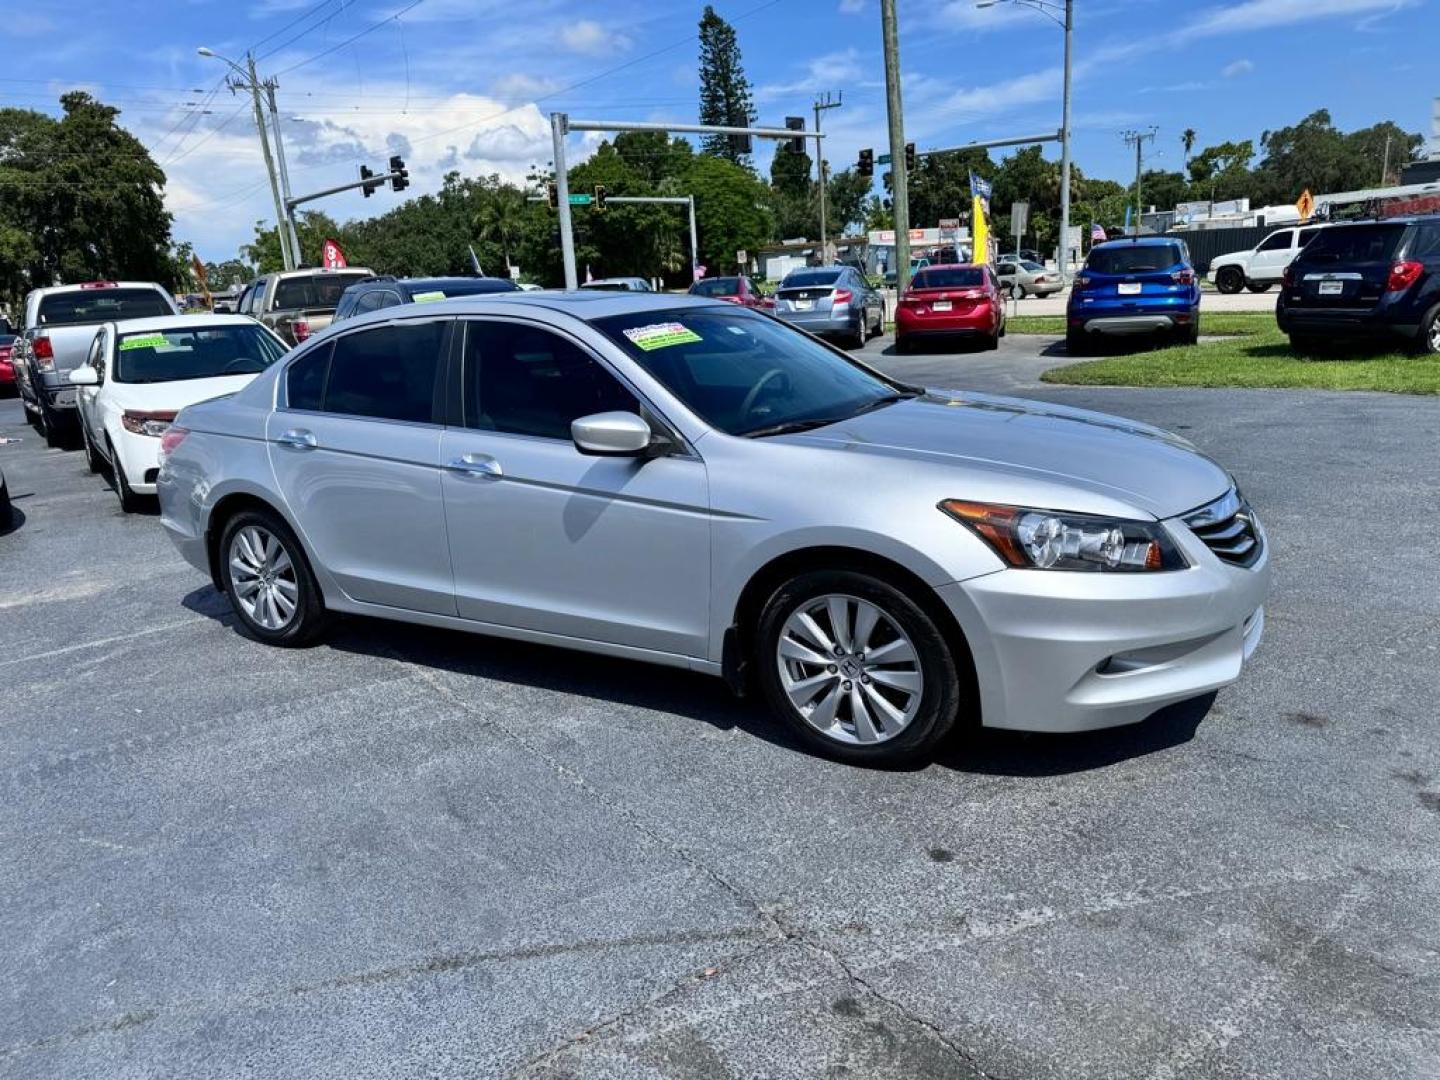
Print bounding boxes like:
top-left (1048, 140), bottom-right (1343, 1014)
top-left (939, 500), bottom-right (1187, 572)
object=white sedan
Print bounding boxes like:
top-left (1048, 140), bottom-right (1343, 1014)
top-left (69, 315), bottom-right (289, 511)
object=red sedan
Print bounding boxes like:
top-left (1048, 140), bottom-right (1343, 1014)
top-left (894, 264), bottom-right (1006, 353)
top-left (0, 335), bottom-right (15, 393)
top-left (688, 275), bottom-right (766, 309)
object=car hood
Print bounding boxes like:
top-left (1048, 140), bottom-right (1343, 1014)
top-left (105, 373), bottom-right (260, 413)
top-left (780, 390), bottom-right (1229, 520)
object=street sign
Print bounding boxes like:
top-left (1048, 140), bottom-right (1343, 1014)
top-left (568, 194), bottom-right (593, 206)
top-left (736, 249), bottom-right (748, 265)
top-left (877, 153), bottom-right (892, 165)
top-left (938, 217), bottom-right (960, 238)
top-left (1011, 200), bottom-right (1029, 237)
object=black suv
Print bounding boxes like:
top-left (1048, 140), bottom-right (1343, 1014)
top-left (333, 275), bottom-right (519, 322)
top-left (1277, 216), bottom-right (1440, 353)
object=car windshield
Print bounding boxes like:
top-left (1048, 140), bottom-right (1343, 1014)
top-left (272, 272), bottom-right (370, 310)
top-left (592, 307), bottom-right (914, 438)
top-left (782, 270), bottom-right (842, 288)
top-left (1021, 261), bottom-right (1045, 271)
top-left (38, 288), bottom-right (172, 326)
top-left (1299, 224), bottom-right (1405, 264)
top-left (1087, 244), bottom-right (1183, 274)
top-left (581, 282), bottom-right (633, 291)
top-left (115, 325), bottom-right (289, 383)
top-left (690, 277), bottom-right (742, 296)
top-left (912, 268), bottom-right (984, 289)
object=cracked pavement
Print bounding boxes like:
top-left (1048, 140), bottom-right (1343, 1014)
top-left (3, 335), bottom-right (1439, 1078)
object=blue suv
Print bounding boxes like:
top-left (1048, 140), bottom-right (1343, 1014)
top-left (1067, 237), bottom-right (1201, 354)
top-left (1276, 217), bottom-right (1440, 354)
top-left (333, 275), bottom-right (518, 322)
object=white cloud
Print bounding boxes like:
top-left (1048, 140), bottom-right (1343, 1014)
top-left (558, 19), bottom-right (631, 56)
top-left (757, 49), bottom-right (865, 101)
top-left (1222, 58), bottom-right (1255, 77)
top-left (1183, 0), bottom-right (1417, 37)
top-left (838, 0), bottom-right (866, 11)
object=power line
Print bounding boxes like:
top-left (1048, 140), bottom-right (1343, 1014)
top-left (270, 0), bottom-right (426, 77)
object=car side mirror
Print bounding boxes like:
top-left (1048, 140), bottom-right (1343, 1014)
top-left (571, 411), bottom-right (660, 457)
top-left (68, 366), bottom-right (99, 386)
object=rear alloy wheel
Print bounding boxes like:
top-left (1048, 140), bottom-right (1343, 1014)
top-left (757, 570), bottom-right (963, 765)
top-left (107, 438), bottom-right (143, 513)
top-left (219, 510), bottom-right (328, 646)
top-left (1215, 266), bottom-right (1245, 295)
top-left (1417, 307), bottom-right (1440, 355)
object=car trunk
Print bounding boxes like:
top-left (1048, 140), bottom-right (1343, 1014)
top-left (899, 287), bottom-right (989, 315)
top-left (1085, 271), bottom-right (1186, 300)
top-left (1286, 223), bottom-right (1406, 311)
top-left (776, 285), bottom-right (841, 310)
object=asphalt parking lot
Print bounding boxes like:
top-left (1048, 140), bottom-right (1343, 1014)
top-left (4, 334), bottom-right (1439, 1079)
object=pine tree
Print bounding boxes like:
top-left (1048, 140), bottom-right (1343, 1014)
top-left (697, 5), bottom-right (756, 167)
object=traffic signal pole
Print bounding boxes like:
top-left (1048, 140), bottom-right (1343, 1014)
top-left (880, 0), bottom-right (911, 296)
top-left (551, 113), bottom-right (579, 294)
top-left (285, 167), bottom-right (407, 211)
top-left (263, 80), bottom-right (303, 269)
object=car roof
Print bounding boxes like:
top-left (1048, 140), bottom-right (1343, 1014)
top-left (582, 277), bottom-right (648, 286)
top-left (322, 289), bottom-right (729, 329)
top-left (272, 267), bottom-right (373, 278)
top-left (105, 314), bottom-right (261, 334)
top-left (33, 281), bottom-right (170, 296)
top-left (1091, 237), bottom-right (1179, 249)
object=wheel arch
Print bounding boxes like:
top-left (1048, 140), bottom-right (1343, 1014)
top-left (727, 544), bottom-right (980, 721)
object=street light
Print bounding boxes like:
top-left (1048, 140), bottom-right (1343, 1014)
top-left (975, 0), bottom-right (1073, 282)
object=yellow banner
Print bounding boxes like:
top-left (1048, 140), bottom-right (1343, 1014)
top-left (971, 195), bottom-right (990, 265)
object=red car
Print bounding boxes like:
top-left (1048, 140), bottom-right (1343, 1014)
top-left (0, 335), bottom-right (15, 393)
top-left (688, 275), bottom-right (766, 308)
top-left (894, 264), bottom-right (1006, 353)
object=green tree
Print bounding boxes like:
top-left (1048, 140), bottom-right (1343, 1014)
top-left (683, 154), bottom-right (772, 272)
top-left (826, 168), bottom-right (873, 235)
top-left (243, 210), bottom-right (346, 273)
top-left (1181, 128), bottom-right (1197, 168)
top-left (697, 5), bottom-right (756, 167)
top-left (474, 185), bottom-right (525, 271)
top-left (770, 144), bottom-right (813, 199)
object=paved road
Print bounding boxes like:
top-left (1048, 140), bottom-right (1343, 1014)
top-left (3, 338), bottom-right (1438, 1079)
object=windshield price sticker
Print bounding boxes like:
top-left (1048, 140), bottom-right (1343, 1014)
top-left (623, 322), bottom-right (702, 351)
top-left (118, 333), bottom-right (171, 351)
top-left (411, 291), bottom-right (446, 303)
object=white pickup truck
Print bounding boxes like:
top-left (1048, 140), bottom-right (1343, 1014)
top-left (11, 281), bottom-right (179, 446)
top-left (1207, 224), bottom-right (1330, 294)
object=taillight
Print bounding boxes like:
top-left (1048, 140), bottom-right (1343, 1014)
top-left (1171, 269), bottom-right (1195, 285)
top-left (121, 409), bottom-right (176, 437)
top-left (832, 288), bottom-right (853, 305)
top-left (1075, 274), bottom-right (1091, 289)
top-left (0, 344), bottom-right (12, 363)
top-left (292, 319), bottom-right (311, 342)
top-left (1282, 265), bottom-right (1295, 288)
top-left (1387, 260), bottom-right (1423, 293)
top-left (33, 335), bottom-right (55, 371)
top-left (158, 425), bottom-right (190, 460)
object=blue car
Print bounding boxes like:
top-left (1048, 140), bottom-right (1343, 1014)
top-left (1066, 237), bottom-right (1201, 353)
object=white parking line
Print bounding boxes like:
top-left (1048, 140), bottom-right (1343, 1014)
top-left (0, 618), bottom-right (209, 668)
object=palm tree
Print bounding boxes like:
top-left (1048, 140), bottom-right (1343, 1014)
top-left (474, 187), bottom-right (525, 273)
top-left (1181, 128), bottom-right (1198, 171)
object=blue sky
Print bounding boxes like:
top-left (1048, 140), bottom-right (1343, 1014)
top-left (4, 0), bottom-right (1434, 260)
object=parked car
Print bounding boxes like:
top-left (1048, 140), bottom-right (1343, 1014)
top-left (334, 275), bottom-right (520, 322)
top-left (884, 256), bottom-right (932, 288)
top-left (1067, 238), bottom-right (1201, 353)
top-left (1013, 248), bottom-right (1044, 265)
top-left (0, 463), bottom-right (10, 529)
top-left (1276, 216), bottom-right (1440, 354)
top-left (894, 264), bottom-right (1006, 352)
top-left (0, 333), bottom-right (15, 394)
top-left (580, 277), bottom-right (653, 292)
top-left (10, 282), bottom-right (180, 446)
top-left (687, 275), bottom-right (765, 308)
top-left (157, 291), bottom-right (1268, 766)
top-left (235, 267), bottom-right (373, 346)
top-left (1208, 224), bottom-right (1329, 294)
top-left (995, 258), bottom-right (1064, 299)
top-left (771, 266), bottom-right (885, 348)
top-left (68, 315), bottom-right (290, 511)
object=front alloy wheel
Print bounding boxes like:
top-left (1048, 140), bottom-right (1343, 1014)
top-left (757, 570), bottom-right (963, 765)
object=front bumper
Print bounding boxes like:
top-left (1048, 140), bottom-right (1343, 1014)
top-left (113, 428), bottom-right (162, 494)
top-left (938, 520), bottom-right (1270, 733)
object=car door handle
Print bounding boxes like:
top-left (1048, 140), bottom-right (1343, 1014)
top-left (276, 429), bottom-right (317, 450)
top-left (445, 453), bottom-right (502, 478)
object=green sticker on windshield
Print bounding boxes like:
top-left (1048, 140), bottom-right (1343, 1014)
top-left (412, 290), bottom-right (446, 303)
top-left (118, 333), bottom-right (170, 351)
top-left (623, 322), bottom-right (702, 351)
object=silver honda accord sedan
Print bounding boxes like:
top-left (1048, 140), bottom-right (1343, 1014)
top-left (157, 291), bottom-right (1269, 765)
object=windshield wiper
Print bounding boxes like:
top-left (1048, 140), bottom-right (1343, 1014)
top-left (743, 416), bottom-right (849, 438)
top-left (848, 390), bottom-right (920, 417)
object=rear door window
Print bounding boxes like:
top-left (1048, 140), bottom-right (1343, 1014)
top-left (1256, 231), bottom-right (1294, 252)
top-left (37, 288), bottom-right (173, 326)
top-left (286, 343), bottom-right (331, 411)
top-left (323, 321), bottom-right (447, 423)
top-left (1406, 224), bottom-right (1440, 260)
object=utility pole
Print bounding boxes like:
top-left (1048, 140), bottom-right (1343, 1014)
top-left (241, 54), bottom-right (292, 270)
top-left (1058, 0), bottom-right (1073, 280)
top-left (880, 0), bottom-right (912, 294)
top-left (1381, 134), bottom-right (1392, 186)
top-left (1122, 128), bottom-right (1157, 237)
top-left (813, 91), bottom-right (843, 264)
top-left (551, 113), bottom-right (578, 289)
top-left (263, 80), bottom-right (303, 268)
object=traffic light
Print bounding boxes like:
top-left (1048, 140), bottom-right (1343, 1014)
top-left (389, 155), bottom-right (409, 193)
top-left (546, 181), bottom-right (559, 209)
top-left (729, 132), bottom-right (753, 156)
top-left (594, 184), bottom-right (607, 212)
top-left (784, 116), bottom-right (805, 155)
top-left (360, 164), bottom-right (379, 197)
top-left (858, 148), bottom-right (873, 177)
top-left (904, 142), bottom-right (916, 171)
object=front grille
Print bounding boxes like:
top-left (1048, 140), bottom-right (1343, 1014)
top-left (1184, 489), bottom-right (1262, 567)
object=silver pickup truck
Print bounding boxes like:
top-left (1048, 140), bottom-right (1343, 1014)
top-left (12, 281), bottom-right (179, 446)
top-left (236, 268), bottom-right (373, 346)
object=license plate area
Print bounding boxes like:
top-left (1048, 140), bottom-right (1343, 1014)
top-left (933, 301), bottom-right (952, 312)
top-left (1318, 280), bottom-right (1344, 296)
top-left (1117, 282), bottom-right (1142, 295)
top-left (51, 388), bottom-right (77, 406)
top-left (794, 299), bottom-right (813, 311)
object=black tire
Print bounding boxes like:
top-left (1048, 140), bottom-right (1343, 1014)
top-left (894, 334), bottom-right (911, 355)
top-left (107, 438), bottom-right (143, 513)
top-left (217, 508), bottom-right (329, 646)
top-left (0, 481), bottom-right (11, 531)
top-left (39, 402), bottom-right (63, 448)
top-left (81, 421), bottom-right (103, 473)
top-left (1416, 306), bottom-right (1440, 356)
top-left (1066, 330), bottom-right (1089, 356)
top-left (984, 331), bottom-right (1000, 351)
top-left (1246, 282), bottom-right (1273, 294)
top-left (1215, 266), bottom-right (1244, 295)
top-left (847, 316), bottom-right (866, 350)
top-left (755, 570), bottom-right (965, 766)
